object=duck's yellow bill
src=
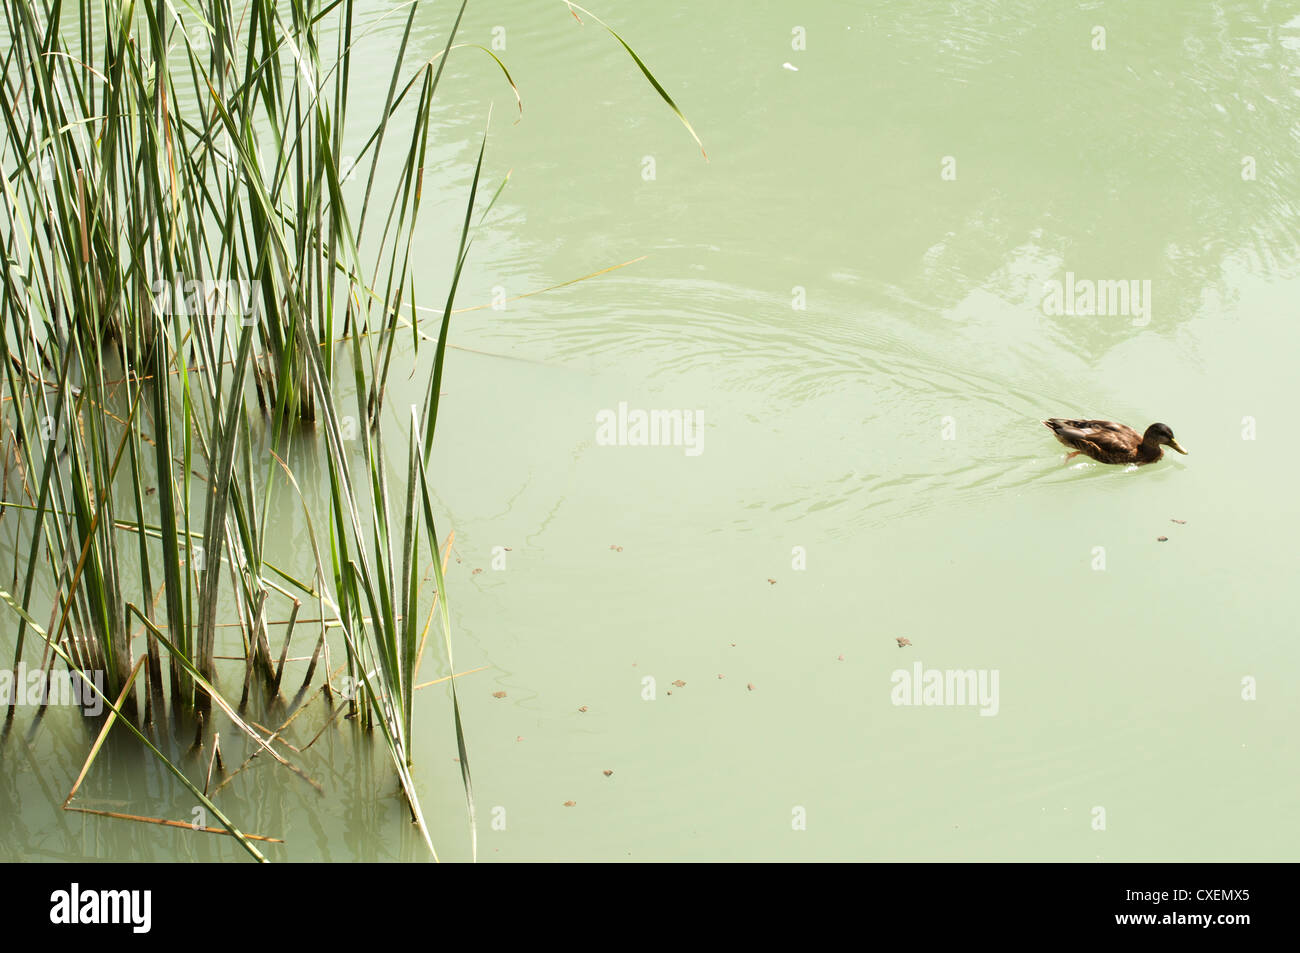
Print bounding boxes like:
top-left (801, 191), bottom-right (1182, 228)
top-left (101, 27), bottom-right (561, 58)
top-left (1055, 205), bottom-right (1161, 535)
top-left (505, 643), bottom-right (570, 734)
top-left (1169, 439), bottom-right (1188, 455)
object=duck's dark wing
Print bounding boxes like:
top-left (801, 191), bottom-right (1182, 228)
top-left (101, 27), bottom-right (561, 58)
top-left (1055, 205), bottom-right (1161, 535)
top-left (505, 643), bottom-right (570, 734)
top-left (1051, 418), bottom-right (1136, 435)
top-left (1045, 418), bottom-right (1142, 455)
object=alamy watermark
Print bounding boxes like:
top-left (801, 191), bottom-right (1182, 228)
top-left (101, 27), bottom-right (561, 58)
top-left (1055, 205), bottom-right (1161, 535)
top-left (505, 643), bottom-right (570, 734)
top-left (1042, 271), bottom-right (1151, 326)
top-left (49, 883), bottom-right (151, 933)
top-left (151, 277), bottom-right (263, 323)
top-left (0, 663), bottom-right (103, 716)
top-left (595, 402), bottom-right (704, 456)
top-left (890, 662), bottom-right (999, 716)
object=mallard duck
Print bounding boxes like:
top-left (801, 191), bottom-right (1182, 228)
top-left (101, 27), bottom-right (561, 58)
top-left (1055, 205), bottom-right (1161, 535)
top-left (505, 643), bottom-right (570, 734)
top-left (1043, 419), bottom-right (1187, 465)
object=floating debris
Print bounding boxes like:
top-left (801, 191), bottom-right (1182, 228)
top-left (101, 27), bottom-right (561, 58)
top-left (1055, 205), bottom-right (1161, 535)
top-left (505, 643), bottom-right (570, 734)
top-left (492, 690), bottom-right (507, 699)
top-left (896, 637), bottom-right (912, 648)
top-left (782, 62), bottom-right (799, 71)
top-left (1171, 519), bottom-right (1186, 524)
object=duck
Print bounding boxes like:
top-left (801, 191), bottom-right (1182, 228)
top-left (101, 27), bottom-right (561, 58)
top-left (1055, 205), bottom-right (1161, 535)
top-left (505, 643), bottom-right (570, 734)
top-left (1043, 418), bottom-right (1187, 465)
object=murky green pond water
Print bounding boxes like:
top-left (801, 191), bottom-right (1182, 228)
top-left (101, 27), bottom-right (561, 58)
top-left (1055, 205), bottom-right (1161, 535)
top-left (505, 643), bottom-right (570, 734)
top-left (5, 0), bottom-right (1300, 861)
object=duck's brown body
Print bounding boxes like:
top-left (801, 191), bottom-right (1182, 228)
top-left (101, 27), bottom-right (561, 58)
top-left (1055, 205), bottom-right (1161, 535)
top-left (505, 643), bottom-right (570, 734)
top-left (1043, 418), bottom-right (1187, 465)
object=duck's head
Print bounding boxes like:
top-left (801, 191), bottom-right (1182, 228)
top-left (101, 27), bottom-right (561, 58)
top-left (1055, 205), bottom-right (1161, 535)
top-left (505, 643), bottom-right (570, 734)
top-left (1144, 422), bottom-right (1187, 454)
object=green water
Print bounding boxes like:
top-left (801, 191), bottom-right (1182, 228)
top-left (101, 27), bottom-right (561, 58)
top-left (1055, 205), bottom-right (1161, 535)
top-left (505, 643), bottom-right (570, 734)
top-left (5, 0), bottom-right (1300, 861)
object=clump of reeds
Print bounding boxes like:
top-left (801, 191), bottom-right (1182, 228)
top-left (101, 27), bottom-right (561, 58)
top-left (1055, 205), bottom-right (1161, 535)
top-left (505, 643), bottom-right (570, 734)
top-left (0, 0), bottom-right (701, 860)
